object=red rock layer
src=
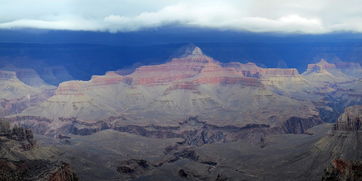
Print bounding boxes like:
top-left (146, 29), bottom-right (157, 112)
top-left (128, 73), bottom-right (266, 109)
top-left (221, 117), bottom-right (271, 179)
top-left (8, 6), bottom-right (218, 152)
top-left (130, 54), bottom-right (216, 86)
top-left (90, 72), bottom-right (125, 86)
top-left (54, 47), bottom-right (303, 94)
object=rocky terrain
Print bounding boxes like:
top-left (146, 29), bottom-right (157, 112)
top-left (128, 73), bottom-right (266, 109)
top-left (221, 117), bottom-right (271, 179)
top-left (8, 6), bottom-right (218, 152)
top-left (3, 46), bottom-right (361, 139)
top-left (0, 45), bottom-right (362, 180)
top-left (322, 160), bottom-right (362, 181)
top-left (0, 120), bottom-right (78, 181)
top-left (4, 46), bottom-right (334, 136)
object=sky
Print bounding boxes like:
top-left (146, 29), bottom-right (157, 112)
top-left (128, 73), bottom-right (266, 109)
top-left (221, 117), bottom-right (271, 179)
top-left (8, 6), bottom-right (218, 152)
top-left (1, 0), bottom-right (362, 34)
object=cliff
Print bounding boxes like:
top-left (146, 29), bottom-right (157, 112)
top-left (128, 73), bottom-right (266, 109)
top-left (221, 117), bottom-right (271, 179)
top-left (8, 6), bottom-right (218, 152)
top-left (335, 105), bottom-right (362, 131)
top-left (0, 120), bottom-right (78, 181)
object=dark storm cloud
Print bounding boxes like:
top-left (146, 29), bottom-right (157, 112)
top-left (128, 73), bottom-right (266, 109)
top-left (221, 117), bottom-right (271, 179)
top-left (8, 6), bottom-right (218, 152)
top-left (0, 0), bottom-right (361, 33)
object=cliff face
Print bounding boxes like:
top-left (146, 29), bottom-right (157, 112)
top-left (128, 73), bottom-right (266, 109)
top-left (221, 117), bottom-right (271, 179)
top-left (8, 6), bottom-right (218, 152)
top-left (335, 105), bottom-right (362, 131)
top-left (0, 120), bottom-right (78, 181)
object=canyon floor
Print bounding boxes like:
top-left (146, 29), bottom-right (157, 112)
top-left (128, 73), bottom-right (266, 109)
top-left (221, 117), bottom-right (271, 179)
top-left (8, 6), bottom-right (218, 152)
top-left (35, 123), bottom-right (334, 181)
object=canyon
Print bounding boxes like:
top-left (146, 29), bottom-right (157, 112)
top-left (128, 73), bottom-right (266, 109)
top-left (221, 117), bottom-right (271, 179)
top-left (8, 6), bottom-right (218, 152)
top-left (5, 46), bottom-right (362, 135)
top-left (0, 45), bottom-right (362, 180)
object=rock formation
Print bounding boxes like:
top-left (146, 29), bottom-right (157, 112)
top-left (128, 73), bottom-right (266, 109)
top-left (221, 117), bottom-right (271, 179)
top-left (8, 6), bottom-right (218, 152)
top-left (0, 120), bottom-right (78, 181)
top-left (335, 105), bottom-right (362, 131)
top-left (322, 159), bottom-right (362, 181)
top-left (0, 159), bottom-right (78, 181)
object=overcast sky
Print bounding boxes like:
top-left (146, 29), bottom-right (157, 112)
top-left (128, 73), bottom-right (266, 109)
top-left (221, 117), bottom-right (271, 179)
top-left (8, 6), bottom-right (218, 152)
top-left (0, 0), bottom-right (361, 34)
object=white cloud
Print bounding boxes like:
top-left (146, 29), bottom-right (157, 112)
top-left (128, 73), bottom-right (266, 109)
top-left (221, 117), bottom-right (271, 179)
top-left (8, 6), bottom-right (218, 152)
top-left (0, 0), bottom-right (361, 34)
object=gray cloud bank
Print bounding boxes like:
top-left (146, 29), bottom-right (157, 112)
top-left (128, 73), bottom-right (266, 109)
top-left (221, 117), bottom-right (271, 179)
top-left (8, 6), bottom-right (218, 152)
top-left (0, 0), bottom-right (362, 34)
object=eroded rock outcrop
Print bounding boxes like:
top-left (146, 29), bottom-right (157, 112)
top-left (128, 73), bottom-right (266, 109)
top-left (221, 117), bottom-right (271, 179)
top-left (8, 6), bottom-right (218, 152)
top-left (309, 106), bottom-right (362, 180)
top-left (322, 159), bottom-right (362, 181)
top-left (0, 159), bottom-right (78, 181)
top-left (0, 120), bottom-right (36, 151)
top-left (0, 120), bottom-right (78, 181)
top-left (334, 105), bottom-right (362, 131)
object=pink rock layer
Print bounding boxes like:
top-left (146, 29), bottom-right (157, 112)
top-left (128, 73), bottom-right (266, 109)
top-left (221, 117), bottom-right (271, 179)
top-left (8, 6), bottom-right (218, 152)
top-left (55, 47), bottom-right (303, 95)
